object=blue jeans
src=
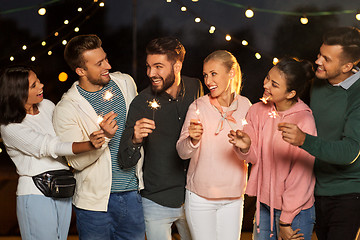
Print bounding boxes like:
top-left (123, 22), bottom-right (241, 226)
top-left (253, 202), bottom-right (315, 240)
top-left (142, 197), bottom-right (192, 240)
top-left (17, 195), bottom-right (72, 240)
top-left (74, 191), bottom-right (145, 240)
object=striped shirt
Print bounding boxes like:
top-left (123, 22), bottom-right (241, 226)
top-left (77, 79), bottom-right (138, 192)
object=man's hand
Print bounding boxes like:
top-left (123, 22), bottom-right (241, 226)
top-left (189, 119), bottom-right (203, 145)
top-left (99, 111), bottom-right (118, 138)
top-left (228, 129), bottom-right (251, 153)
top-left (132, 118), bottom-right (156, 144)
top-left (89, 130), bottom-right (106, 149)
top-left (278, 123), bottom-right (306, 146)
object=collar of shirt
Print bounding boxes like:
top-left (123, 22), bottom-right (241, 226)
top-left (337, 69), bottom-right (360, 90)
top-left (158, 79), bottom-right (185, 100)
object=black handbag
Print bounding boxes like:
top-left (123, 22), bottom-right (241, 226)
top-left (32, 169), bottom-right (76, 198)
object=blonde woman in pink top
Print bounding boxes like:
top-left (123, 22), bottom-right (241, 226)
top-left (177, 50), bottom-right (251, 240)
top-left (229, 57), bottom-right (317, 240)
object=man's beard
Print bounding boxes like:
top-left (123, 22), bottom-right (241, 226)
top-left (151, 69), bottom-right (175, 94)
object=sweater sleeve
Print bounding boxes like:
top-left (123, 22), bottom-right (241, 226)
top-left (233, 106), bottom-right (259, 164)
top-left (280, 114), bottom-right (316, 223)
top-left (176, 101), bottom-right (201, 159)
top-left (1, 123), bottom-right (73, 159)
top-left (119, 97), bottom-right (144, 169)
top-left (301, 104), bottom-right (360, 165)
top-left (53, 102), bottom-right (106, 171)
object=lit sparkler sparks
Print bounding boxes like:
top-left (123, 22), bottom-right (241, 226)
top-left (241, 119), bottom-right (248, 126)
top-left (97, 115), bottom-right (104, 124)
top-left (148, 98), bottom-right (161, 120)
top-left (260, 96), bottom-right (271, 104)
top-left (103, 90), bottom-right (113, 101)
top-left (268, 110), bottom-right (278, 119)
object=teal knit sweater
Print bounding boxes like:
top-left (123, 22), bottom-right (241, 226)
top-left (302, 76), bottom-right (360, 196)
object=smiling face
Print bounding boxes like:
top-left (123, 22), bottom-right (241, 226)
top-left (25, 70), bottom-right (44, 111)
top-left (203, 59), bottom-right (233, 101)
top-left (315, 44), bottom-right (350, 84)
top-left (263, 66), bottom-right (295, 111)
top-left (77, 47), bottom-right (112, 91)
top-left (146, 54), bottom-right (176, 94)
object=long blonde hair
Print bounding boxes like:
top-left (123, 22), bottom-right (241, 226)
top-left (204, 50), bottom-right (242, 94)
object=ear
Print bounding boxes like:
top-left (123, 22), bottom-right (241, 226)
top-left (173, 61), bottom-right (182, 74)
top-left (75, 67), bottom-right (86, 77)
top-left (229, 68), bottom-right (235, 79)
top-left (341, 62), bottom-right (354, 74)
top-left (286, 90), bottom-right (296, 100)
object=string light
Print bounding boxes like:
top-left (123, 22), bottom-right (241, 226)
top-left (99, 2), bottom-right (105, 7)
top-left (3, 1), bottom-right (103, 64)
top-left (255, 53), bottom-right (261, 59)
top-left (245, 8), bottom-right (254, 18)
top-left (225, 34), bottom-right (231, 41)
top-left (166, 0), bottom-right (172, 2)
top-left (181, 6), bottom-right (187, 11)
top-left (209, 26), bottom-right (216, 34)
top-left (300, 16), bottom-right (309, 24)
top-left (194, 17), bottom-right (201, 22)
top-left (38, 7), bottom-right (46, 16)
top-left (273, 57), bottom-right (279, 65)
top-left (241, 40), bottom-right (248, 46)
top-left (356, 13), bottom-right (360, 21)
top-left (58, 72), bottom-right (68, 82)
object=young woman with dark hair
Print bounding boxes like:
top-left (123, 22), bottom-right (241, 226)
top-left (229, 57), bottom-right (317, 240)
top-left (0, 66), bottom-right (106, 240)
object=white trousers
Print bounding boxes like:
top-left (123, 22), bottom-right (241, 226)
top-left (185, 190), bottom-right (244, 240)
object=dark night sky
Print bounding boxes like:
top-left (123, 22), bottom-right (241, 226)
top-left (2, 0), bottom-right (360, 52)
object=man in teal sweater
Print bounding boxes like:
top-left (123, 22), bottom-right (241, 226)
top-left (278, 27), bottom-right (360, 240)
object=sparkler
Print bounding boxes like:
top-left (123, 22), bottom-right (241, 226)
top-left (268, 110), bottom-right (278, 119)
top-left (260, 96), bottom-right (271, 104)
top-left (195, 99), bottom-right (200, 119)
top-left (103, 90), bottom-right (114, 101)
top-left (241, 119), bottom-right (248, 126)
top-left (148, 98), bottom-right (161, 120)
top-left (97, 115), bottom-right (104, 125)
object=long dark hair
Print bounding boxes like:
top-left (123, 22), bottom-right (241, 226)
top-left (0, 66), bottom-right (33, 125)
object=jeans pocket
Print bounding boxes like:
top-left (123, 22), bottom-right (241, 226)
top-left (136, 191), bottom-right (142, 203)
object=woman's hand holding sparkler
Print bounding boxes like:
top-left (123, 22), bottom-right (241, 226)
top-left (228, 130), bottom-right (251, 153)
top-left (132, 118), bottom-right (156, 144)
top-left (99, 111), bottom-right (118, 138)
top-left (89, 130), bottom-right (106, 149)
top-left (189, 119), bottom-right (203, 145)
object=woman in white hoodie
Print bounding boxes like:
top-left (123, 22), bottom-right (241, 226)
top-left (0, 66), bottom-right (106, 240)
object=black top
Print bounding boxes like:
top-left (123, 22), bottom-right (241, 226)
top-left (119, 76), bottom-right (203, 208)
